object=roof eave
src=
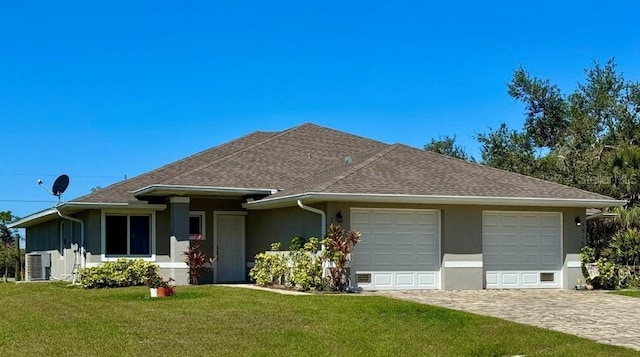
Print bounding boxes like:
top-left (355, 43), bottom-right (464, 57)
top-left (132, 184), bottom-right (278, 198)
top-left (9, 201), bottom-right (168, 228)
top-left (244, 192), bottom-right (626, 210)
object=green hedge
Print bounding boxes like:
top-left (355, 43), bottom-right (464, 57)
top-left (78, 258), bottom-right (158, 289)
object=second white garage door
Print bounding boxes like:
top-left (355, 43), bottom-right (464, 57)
top-left (483, 211), bottom-right (562, 289)
top-left (350, 208), bottom-right (440, 290)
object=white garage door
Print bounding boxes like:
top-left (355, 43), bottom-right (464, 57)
top-left (350, 208), bottom-right (440, 290)
top-left (483, 211), bottom-right (562, 289)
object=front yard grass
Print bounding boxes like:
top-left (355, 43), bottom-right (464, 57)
top-left (0, 283), bottom-right (636, 356)
top-left (613, 290), bottom-right (640, 298)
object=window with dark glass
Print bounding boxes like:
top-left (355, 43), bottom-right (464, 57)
top-left (189, 216), bottom-right (202, 236)
top-left (105, 215), bottom-right (151, 256)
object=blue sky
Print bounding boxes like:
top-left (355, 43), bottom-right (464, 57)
top-left (2, 1), bottom-right (640, 219)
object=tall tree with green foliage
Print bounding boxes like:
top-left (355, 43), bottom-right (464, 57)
top-left (424, 135), bottom-right (471, 161)
top-left (471, 59), bottom-right (640, 205)
top-left (0, 211), bottom-right (21, 281)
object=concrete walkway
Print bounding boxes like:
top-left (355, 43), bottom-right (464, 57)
top-left (373, 289), bottom-right (640, 351)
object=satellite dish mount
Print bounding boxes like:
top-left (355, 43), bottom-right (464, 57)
top-left (38, 174), bottom-right (70, 203)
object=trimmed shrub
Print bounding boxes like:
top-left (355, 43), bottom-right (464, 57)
top-left (78, 258), bottom-right (158, 289)
top-left (249, 252), bottom-right (288, 286)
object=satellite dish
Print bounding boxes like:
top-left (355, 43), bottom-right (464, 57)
top-left (52, 174), bottom-right (70, 198)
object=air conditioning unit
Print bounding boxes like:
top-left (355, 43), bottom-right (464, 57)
top-left (27, 252), bottom-right (51, 281)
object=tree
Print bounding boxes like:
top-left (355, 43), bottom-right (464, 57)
top-left (0, 211), bottom-right (21, 281)
top-left (476, 123), bottom-right (537, 176)
top-left (471, 59), bottom-right (640, 205)
top-left (424, 135), bottom-right (471, 161)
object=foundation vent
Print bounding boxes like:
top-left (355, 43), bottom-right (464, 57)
top-left (540, 272), bottom-right (555, 282)
top-left (356, 273), bottom-right (371, 284)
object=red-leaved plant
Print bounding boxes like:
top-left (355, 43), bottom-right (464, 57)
top-left (184, 235), bottom-right (215, 285)
top-left (321, 224), bottom-right (361, 291)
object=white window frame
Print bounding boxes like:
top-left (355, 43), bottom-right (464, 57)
top-left (189, 211), bottom-right (206, 240)
top-left (101, 210), bottom-right (157, 262)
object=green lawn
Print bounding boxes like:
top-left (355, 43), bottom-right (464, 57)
top-left (0, 283), bottom-right (635, 356)
top-left (613, 290), bottom-right (640, 298)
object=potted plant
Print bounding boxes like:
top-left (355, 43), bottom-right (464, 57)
top-left (158, 277), bottom-right (176, 297)
top-left (147, 275), bottom-right (163, 297)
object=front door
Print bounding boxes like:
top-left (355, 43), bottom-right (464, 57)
top-left (215, 212), bottom-right (246, 282)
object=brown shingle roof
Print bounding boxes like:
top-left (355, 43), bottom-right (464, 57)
top-left (74, 123), bottom-right (614, 204)
top-left (278, 144), bottom-right (613, 200)
top-left (75, 123), bottom-right (387, 203)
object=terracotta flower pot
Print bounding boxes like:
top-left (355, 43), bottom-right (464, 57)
top-left (157, 286), bottom-right (167, 297)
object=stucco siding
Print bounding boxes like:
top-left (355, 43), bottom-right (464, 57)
top-left (246, 205), bottom-right (323, 263)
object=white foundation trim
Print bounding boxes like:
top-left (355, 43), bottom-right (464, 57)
top-left (443, 261), bottom-right (483, 268)
top-left (169, 197), bottom-right (190, 204)
top-left (84, 262), bottom-right (189, 269)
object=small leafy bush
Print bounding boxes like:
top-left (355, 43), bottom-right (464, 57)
top-left (288, 236), bottom-right (305, 251)
top-left (78, 258), bottom-right (158, 289)
top-left (289, 237), bottom-right (323, 290)
top-left (250, 237), bottom-right (324, 290)
top-left (582, 228), bottom-right (640, 289)
top-left (249, 252), bottom-right (288, 286)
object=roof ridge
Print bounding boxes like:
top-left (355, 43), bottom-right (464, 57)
top-left (165, 123), bottom-right (310, 185)
top-left (316, 144), bottom-right (401, 192)
top-left (72, 130), bottom-right (278, 202)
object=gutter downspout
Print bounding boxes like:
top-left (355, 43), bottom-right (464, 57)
top-left (55, 209), bottom-right (85, 282)
top-left (297, 200), bottom-right (326, 236)
top-left (297, 200), bottom-right (332, 281)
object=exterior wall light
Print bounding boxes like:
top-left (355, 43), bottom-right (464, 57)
top-left (336, 211), bottom-right (343, 223)
top-left (575, 216), bottom-right (582, 226)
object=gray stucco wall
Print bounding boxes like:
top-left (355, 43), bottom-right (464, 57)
top-left (24, 199), bottom-right (587, 289)
top-left (25, 215), bottom-right (84, 281)
top-left (245, 204), bottom-right (324, 263)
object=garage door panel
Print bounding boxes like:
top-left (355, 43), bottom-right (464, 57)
top-left (521, 234), bottom-right (539, 246)
top-left (541, 215), bottom-right (559, 227)
top-left (416, 213), bottom-right (435, 225)
top-left (541, 234), bottom-right (558, 246)
top-left (483, 211), bottom-right (562, 289)
top-left (373, 212), bottom-right (393, 225)
top-left (521, 253), bottom-right (539, 266)
top-left (501, 273), bottom-right (519, 285)
top-left (502, 253), bottom-right (520, 265)
top-left (395, 232), bottom-right (418, 245)
top-left (521, 215), bottom-right (539, 227)
top-left (352, 212), bottom-right (371, 225)
top-left (501, 215), bottom-right (520, 226)
top-left (502, 234), bottom-right (519, 246)
top-left (352, 209), bottom-right (440, 290)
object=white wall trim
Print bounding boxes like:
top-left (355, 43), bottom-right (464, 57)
top-left (158, 262), bottom-right (189, 269)
top-left (85, 261), bottom-right (188, 269)
top-left (443, 261), bottom-right (483, 268)
top-left (566, 261), bottom-right (582, 268)
top-left (169, 197), bottom-right (190, 204)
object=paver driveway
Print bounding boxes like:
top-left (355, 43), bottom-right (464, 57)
top-left (373, 289), bottom-right (640, 351)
